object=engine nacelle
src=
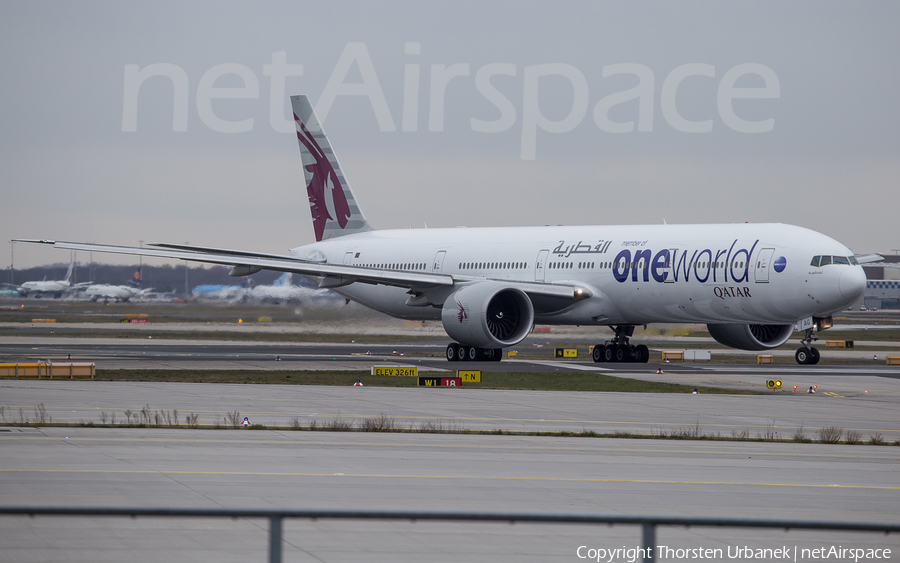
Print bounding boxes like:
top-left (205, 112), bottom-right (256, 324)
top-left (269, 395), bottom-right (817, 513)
top-left (707, 323), bottom-right (794, 351)
top-left (441, 283), bottom-right (534, 348)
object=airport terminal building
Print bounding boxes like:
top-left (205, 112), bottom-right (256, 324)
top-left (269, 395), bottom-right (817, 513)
top-left (863, 255), bottom-right (900, 310)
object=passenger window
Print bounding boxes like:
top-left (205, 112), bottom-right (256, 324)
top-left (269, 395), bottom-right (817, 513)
top-left (834, 256), bottom-right (849, 265)
top-left (820, 256), bottom-right (832, 266)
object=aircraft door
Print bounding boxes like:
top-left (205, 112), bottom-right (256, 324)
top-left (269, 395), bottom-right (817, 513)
top-left (535, 250), bottom-right (549, 282)
top-left (664, 248), bottom-right (677, 283)
top-left (755, 248), bottom-right (775, 283)
top-left (343, 252), bottom-right (354, 265)
top-left (432, 251), bottom-right (446, 274)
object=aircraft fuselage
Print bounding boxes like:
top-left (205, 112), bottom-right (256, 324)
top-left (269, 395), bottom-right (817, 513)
top-left (294, 222), bottom-right (864, 326)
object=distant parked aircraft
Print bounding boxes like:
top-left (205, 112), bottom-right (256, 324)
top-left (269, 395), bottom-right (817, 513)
top-left (192, 277), bottom-right (253, 302)
top-left (18, 260), bottom-right (74, 298)
top-left (249, 272), bottom-right (311, 304)
top-left (81, 270), bottom-right (150, 303)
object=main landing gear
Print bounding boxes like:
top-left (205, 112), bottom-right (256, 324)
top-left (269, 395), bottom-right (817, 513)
top-left (592, 325), bottom-right (649, 363)
top-left (446, 343), bottom-right (502, 362)
top-left (795, 328), bottom-right (820, 365)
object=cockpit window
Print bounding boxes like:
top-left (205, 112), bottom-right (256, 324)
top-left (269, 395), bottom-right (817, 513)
top-left (812, 255), bottom-right (856, 267)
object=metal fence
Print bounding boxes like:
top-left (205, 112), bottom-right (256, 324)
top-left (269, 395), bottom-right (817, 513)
top-left (1, 506), bottom-right (897, 563)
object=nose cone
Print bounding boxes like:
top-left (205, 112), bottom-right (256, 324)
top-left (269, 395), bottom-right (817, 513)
top-left (840, 267), bottom-right (866, 300)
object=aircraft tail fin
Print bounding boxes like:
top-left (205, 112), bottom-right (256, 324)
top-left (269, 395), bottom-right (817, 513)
top-left (274, 272), bottom-right (292, 287)
top-left (63, 259), bottom-right (74, 283)
top-left (128, 268), bottom-right (142, 288)
top-left (290, 95), bottom-right (372, 242)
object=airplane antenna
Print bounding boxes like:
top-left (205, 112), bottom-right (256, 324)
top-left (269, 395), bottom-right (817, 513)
top-left (663, 218), bottom-right (667, 225)
top-left (424, 222), bottom-right (428, 229)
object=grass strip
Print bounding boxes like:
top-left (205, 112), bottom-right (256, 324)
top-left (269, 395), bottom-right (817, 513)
top-left (94, 369), bottom-right (757, 394)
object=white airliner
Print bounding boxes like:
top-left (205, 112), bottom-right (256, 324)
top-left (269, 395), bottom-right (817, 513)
top-left (81, 270), bottom-right (148, 303)
top-left (17, 95), bottom-right (868, 364)
top-left (18, 260), bottom-right (74, 298)
top-left (251, 272), bottom-right (311, 304)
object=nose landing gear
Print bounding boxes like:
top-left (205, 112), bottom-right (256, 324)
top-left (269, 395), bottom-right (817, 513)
top-left (795, 328), bottom-right (820, 365)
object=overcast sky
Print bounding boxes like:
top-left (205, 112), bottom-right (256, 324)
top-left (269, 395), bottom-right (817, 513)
top-left (2, 1), bottom-right (898, 269)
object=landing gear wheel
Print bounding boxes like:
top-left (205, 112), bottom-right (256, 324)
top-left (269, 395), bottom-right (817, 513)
top-left (446, 343), bottom-right (460, 362)
top-left (467, 345), bottom-right (478, 361)
top-left (796, 328), bottom-right (821, 365)
top-left (810, 347), bottom-right (820, 365)
top-left (592, 345), bottom-right (604, 363)
top-left (603, 345), bottom-right (614, 362)
top-left (493, 348), bottom-right (502, 362)
top-left (636, 344), bottom-right (649, 363)
top-left (626, 346), bottom-right (639, 363)
top-left (614, 345), bottom-right (627, 363)
top-left (458, 345), bottom-right (470, 361)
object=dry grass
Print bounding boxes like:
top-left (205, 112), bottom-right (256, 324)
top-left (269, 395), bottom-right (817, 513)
top-left (817, 426), bottom-right (844, 444)
top-left (845, 430), bottom-right (862, 445)
top-left (360, 415), bottom-right (399, 432)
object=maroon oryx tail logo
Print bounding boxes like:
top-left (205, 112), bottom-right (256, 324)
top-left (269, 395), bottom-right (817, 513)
top-left (456, 300), bottom-right (468, 323)
top-left (294, 113), bottom-right (351, 241)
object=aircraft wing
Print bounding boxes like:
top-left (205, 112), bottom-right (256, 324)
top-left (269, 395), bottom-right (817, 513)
top-left (14, 240), bottom-right (592, 304)
top-left (15, 239), bottom-right (453, 290)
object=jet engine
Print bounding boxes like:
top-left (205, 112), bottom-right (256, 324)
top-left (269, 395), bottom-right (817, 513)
top-left (441, 282), bottom-right (534, 349)
top-left (707, 323), bottom-right (794, 351)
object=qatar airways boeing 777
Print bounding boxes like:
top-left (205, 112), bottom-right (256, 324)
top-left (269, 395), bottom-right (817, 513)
top-left (17, 95), bottom-right (869, 364)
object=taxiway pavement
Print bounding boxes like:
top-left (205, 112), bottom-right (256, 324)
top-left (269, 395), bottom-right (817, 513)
top-left (1, 427), bottom-right (898, 562)
top-left (3, 335), bottom-right (900, 395)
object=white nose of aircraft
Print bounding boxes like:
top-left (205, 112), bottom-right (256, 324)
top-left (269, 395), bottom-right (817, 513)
top-left (839, 267), bottom-right (866, 300)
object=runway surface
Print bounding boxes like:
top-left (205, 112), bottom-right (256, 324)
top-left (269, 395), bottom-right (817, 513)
top-left (2, 427), bottom-right (899, 562)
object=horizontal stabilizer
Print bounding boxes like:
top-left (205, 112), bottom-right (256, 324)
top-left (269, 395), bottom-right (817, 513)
top-left (854, 253), bottom-right (884, 264)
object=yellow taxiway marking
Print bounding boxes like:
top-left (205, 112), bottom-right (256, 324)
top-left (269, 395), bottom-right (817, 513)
top-left (1, 469), bottom-right (897, 491)
top-left (823, 391), bottom-right (846, 398)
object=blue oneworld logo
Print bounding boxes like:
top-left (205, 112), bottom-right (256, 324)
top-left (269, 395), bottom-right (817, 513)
top-left (774, 256), bottom-right (786, 273)
top-left (612, 240), bottom-right (759, 284)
